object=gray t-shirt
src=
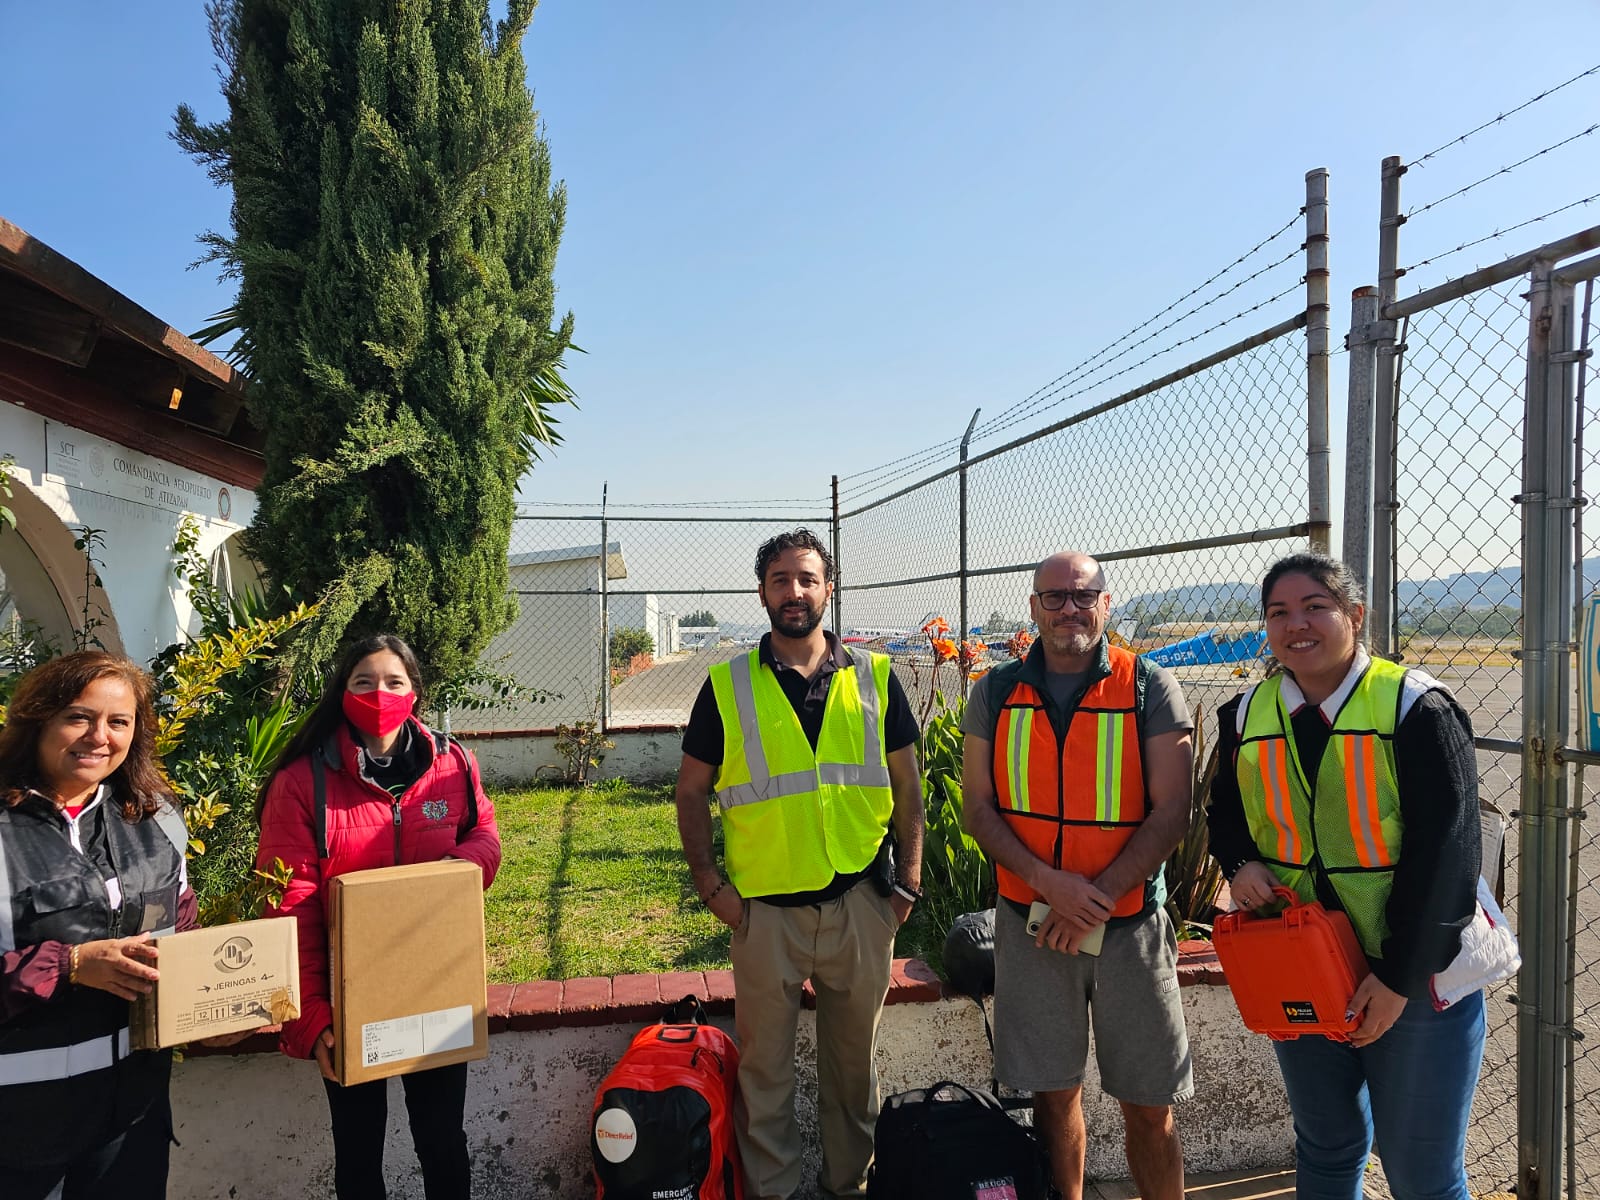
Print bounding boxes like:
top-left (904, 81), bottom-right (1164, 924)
top-left (961, 658), bottom-right (1193, 742)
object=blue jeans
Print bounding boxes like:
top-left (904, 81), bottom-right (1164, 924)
top-left (1273, 989), bottom-right (1485, 1200)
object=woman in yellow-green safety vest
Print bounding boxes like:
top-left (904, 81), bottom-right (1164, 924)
top-left (1206, 552), bottom-right (1484, 1200)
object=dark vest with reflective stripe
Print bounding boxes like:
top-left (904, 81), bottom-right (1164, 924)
top-left (0, 791), bottom-right (185, 1168)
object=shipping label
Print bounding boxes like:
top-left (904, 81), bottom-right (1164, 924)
top-left (361, 1004), bottom-right (476, 1067)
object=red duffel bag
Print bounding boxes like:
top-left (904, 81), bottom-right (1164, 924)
top-left (591, 996), bottom-right (745, 1199)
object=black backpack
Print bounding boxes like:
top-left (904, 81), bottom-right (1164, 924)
top-left (867, 1080), bottom-right (1051, 1200)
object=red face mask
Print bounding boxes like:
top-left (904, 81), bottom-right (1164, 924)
top-left (342, 689), bottom-right (414, 738)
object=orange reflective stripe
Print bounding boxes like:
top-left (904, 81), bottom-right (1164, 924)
top-left (1258, 739), bottom-right (1302, 862)
top-left (1343, 734), bottom-right (1392, 867)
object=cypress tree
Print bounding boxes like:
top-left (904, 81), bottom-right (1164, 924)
top-left (175, 0), bottom-right (572, 682)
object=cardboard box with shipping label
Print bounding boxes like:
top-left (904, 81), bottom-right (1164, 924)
top-left (329, 858), bottom-right (488, 1085)
top-left (131, 917), bottom-right (300, 1050)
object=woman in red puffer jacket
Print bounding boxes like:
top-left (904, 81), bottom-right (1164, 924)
top-left (255, 633), bottom-right (500, 1200)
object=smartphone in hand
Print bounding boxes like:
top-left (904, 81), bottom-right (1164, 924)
top-left (1025, 900), bottom-right (1050, 937)
top-left (1077, 922), bottom-right (1106, 957)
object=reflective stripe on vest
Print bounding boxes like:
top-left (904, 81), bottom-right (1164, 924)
top-left (715, 651), bottom-right (890, 808)
top-left (710, 648), bottom-right (893, 896)
top-left (1236, 658), bottom-right (1411, 956)
top-left (992, 645), bottom-right (1147, 915)
top-left (0, 1027), bottom-right (130, 1086)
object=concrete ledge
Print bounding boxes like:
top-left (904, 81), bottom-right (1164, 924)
top-left (171, 945), bottom-right (1290, 1199)
top-left (201, 945), bottom-right (1224, 1054)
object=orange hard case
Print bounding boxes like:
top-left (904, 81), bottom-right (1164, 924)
top-left (1212, 886), bottom-right (1371, 1042)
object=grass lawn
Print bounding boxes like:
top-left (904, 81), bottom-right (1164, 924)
top-left (485, 783), bottom-right (940, 984)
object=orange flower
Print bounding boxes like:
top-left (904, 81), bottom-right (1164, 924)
top-left (931, 637), bottom-right (957, 662)
top-left (921, 616), bottom-right (951, 637)
top-left (1006, 629), bottom-right (1034, 659)
top-left (958, 639), bottom-right (985, 669)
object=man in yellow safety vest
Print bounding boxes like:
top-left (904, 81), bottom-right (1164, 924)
top-left (963, 551), bottom-right (1194, 1200)
top-left (675, 528), bottom-right (924, 1200)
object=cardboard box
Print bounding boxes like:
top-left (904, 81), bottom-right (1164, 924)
top-left (329, 858), bottom-right (488, 1085)
top-left (131, 917), bottom-right (300, 1049)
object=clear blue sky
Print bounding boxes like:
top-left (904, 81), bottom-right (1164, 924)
top-left (2, 3), bottom-right (1596, 515)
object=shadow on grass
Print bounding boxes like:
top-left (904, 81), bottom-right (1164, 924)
top-left (671, 927), bottom-right (734, 970)
top-left (543, 790), bottom-right (580, 979)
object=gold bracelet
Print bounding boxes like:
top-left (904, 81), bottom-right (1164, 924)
top-left (69, 944), bottom-right (81, 985)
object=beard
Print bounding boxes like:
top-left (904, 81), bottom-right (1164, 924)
top-left (1040, 618), bottom-right (1098, 659)
top-left (766, 596), bottom-right (826, 638)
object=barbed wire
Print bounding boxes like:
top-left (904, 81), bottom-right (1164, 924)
top-left (1405, 122), bottom-right (1600, 220)
top-left (835, 208), bottom-right (1304, 492)
top-left (967, 242), bottom-right (1302, 443)
top-left (1410, 63), bottom-right (1600, 168)
top-left (842, 276), bottom-right (1306, 504)
top-left (966, 212), bottom-right (1303, 443)
top-left (974, 278), bottom-right (1305, 443)
top-left (1404, 191), bottom-right (1600, 275)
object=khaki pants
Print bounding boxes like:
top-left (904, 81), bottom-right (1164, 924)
top-left (730, 882), bottom-right (897, 1200)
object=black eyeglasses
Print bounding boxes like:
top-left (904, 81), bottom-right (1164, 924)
top-left (1033, 588), bottom-right (1104, 611)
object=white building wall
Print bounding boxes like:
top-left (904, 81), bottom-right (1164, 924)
top-left (0, 400), bottom-right (255, 662)
top-left (473, 555), bottom-right (605, 730)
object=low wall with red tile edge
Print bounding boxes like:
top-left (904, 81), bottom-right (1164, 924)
top-left (167, 945), bottom-right (1291, 1200)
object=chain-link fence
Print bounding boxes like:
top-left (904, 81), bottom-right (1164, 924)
top-left (836, 323), bottom-right (1314, 746)
top-left (1380, 277), bottom-right (1531, 1191)
top-left (1356, 120), bottom-right (1600, 1192)
top-left (467, 508), bottom-right (836, 731)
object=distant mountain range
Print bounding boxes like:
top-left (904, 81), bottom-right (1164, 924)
top-left (1122, 560), bottom-right (1600, 618)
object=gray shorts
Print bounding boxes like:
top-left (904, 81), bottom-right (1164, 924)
top-left (992, 901), bottom-right (1194, 1106)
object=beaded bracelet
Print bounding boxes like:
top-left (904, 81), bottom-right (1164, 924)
top-left (69, 944), bottom-right (81, 985)
top-left (703, 879), bottom-right (729, 905)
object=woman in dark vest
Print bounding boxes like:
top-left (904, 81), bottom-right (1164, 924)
top-left (0, 651), bottom-right (194, 1199)
top-left (1207, 553), bottom-right (1485, 1200)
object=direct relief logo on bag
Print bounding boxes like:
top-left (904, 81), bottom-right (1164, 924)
top-left (594, 1107), bottom-right (639, 1162)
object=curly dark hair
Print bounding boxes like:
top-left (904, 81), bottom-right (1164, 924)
top-left (754, 528), bottom-right (835, 584)
top-left (257, 633), bottom-right (425, 816)
top-left (0, 651), bottom-right (173, 819)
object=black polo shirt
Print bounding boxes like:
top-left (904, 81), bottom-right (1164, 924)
top-left (681, 631), bottom-right (919, 905)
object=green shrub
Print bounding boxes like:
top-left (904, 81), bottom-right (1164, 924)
top-left (609, 626), bottom-right (654, 668)
top-left (916, 693), bottom-right (993, 942)
top-left (1162, 706), bottom-right (1224, 939)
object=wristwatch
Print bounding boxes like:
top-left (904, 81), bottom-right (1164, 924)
top-left (891, 879), bottom-right (923, 904)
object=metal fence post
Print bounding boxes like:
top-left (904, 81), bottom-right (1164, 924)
top-left (1343, 287), bottom-right (1379, 602)
top-left (1372, 155), bottom-right (1405, 658)
top-left (1518, 260), bottom-right (1579, 1200)
top-left (599, 483), bottom-right (611, 732)
top-left (831, 474), bottom-right (842, 635)
top-left (1305, 168), bottom-right (1332, 555)
top-left (958, 408), bottom-right (980, 695)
